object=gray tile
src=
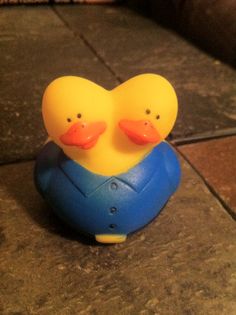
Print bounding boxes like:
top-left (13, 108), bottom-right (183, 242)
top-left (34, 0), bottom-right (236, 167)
top-left (55, 5), bottom-right (236, 140)
top-left (0, 158), bottom-right (236, 314)
top-left (0, 7), bottom-right (67, 35)
top-left (0, 7), bottom-right (118, 164)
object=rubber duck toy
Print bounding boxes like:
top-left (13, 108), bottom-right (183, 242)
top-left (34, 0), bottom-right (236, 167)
top-left (35, 74), bottom-right (181, 244)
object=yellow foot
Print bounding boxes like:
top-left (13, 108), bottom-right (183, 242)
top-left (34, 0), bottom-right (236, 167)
top-left (95, 234), bottom-right (127, 244)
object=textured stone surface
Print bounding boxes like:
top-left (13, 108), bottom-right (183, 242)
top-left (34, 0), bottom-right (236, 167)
top-left (1, 158), bottom-right (236, 314)
top-left (55, 4), bottom-right (236, 141)
top-left (148, 0), bottom-right (236, 67)
top-left (179, 136), bottom-right (236, 216)
top-left (0, 7), bottom-right (118, 164)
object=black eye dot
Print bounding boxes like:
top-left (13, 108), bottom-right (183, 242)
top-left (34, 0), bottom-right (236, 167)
top-left (146, 109), bottom-right (151, 115)
top-left (77, 113), bottom-right (82, 119)
top-left (67, 118), bottom-right (71, 122)
top-left (156, 115), bottom-right (160, 120)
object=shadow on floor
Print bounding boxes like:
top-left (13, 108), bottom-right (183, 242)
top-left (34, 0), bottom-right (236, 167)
top-left (1, 161), bottom-right (106, 246)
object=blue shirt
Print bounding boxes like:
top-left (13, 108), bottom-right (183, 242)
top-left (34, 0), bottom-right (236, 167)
top-left (35, 141), bottom-right (181, 235)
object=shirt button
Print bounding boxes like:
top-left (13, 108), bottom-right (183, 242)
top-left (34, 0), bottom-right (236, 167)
top-left (109, 207), bottom-right (117, 214)
top-left (109, 224), bottom-right (117, 230)
top-left (110, 182), bottom-right (118, 190)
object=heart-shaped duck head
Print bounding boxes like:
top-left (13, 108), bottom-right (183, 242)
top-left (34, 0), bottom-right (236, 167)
top-left (42, 74), bottom-right (177, 176)
top-left (113, 74), bottom-right (178, 151)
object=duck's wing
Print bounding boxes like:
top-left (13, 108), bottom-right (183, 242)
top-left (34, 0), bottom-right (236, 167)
top-left (161, 142), bottom-right (181, 192)
top-left (34, 141), bottom-right (61, 196)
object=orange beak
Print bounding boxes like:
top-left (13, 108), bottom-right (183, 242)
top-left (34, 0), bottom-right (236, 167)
top-left (60, 121), bottom-right (107, 150)
top-left (119, 119), bottom-right (161, 145)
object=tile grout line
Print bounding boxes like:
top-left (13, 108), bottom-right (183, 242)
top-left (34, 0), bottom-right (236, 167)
top-left (51, 6), bottom-right (122, 84)
top-left (0, 157), bottom-right (37, 167)
top-left (79, 33), bottom-right (123, 84)
top-left (175, 145), bottom-right (236, 222)
top-left (172, 128), bottom-right (236, 146)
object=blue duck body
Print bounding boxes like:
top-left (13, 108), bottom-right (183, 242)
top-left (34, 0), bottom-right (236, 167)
top-left (35, 141), bottom-right (181, 236)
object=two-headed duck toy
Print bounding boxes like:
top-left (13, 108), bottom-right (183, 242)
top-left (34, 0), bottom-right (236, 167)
top-left (35, 74), bottom-right (181, 243)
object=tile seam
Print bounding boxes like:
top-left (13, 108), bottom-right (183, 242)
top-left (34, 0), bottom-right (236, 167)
top-left (51, 5), bottom-right (122, 84)
top-left (175, 145), bottom-right (236, 222)
top-left (173, 128), bottom-right (236, 146)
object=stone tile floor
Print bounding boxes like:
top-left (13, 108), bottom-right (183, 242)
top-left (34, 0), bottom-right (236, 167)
top-left (179, 136), bottom-right (236, 217)
top-left (0, 4), bottom-right (236, 315)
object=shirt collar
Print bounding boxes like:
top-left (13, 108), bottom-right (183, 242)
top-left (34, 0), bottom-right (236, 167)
top-left (58, 145), bottom-right (163, 196)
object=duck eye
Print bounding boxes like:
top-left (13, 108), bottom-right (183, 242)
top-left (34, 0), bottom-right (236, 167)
top-left (77, 113), bottom-right (82, 119)
top-left (145, 109), bottom-right (151, 115)
top-left (67, 118), bottom-right (71, 122)
top-left (156, 115), bottom-right (160, 120)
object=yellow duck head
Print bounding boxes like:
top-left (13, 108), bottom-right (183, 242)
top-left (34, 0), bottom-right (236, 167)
top-left (42, 74), bottom-right (177, 176)
top-left (113, 73), bottom-right (178, 160)
top-left (42, 76), bottom-right (112, 173)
